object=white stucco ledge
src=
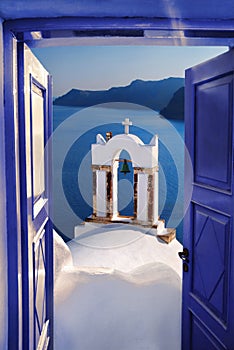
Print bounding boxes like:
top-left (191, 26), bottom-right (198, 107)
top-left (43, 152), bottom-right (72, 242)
top-left (72, 222), bottom-right (182, 278)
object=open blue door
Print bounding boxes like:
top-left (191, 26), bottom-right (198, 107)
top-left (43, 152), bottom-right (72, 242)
top-left (182, 48), bottom-right (234, 349)
top-left (18, 43), bottom-right (53, 350)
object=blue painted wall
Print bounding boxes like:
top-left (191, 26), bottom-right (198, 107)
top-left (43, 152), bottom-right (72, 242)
top-left (0, 17), bottom-right (8, 350)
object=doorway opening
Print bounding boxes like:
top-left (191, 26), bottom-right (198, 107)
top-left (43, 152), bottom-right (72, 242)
top-left (31, 44), bottom-right (228, 243)
top-left (5, 17), bottom-right (232, 350)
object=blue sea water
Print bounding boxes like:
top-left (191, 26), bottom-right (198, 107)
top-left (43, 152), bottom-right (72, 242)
top-left (52, 104), bottom-right (184, 243)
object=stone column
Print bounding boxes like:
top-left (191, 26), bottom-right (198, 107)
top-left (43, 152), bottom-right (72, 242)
top-left (147, 173), bottom-right (154, 224)
top-left (147, 166), bottom-right (159, 224)
top-left (133, 170), bottom-right (138, 219)
top-left (92, 167), bottom-right (97, 217)
top-left (112, 161), bottom-right (119, 218)
top-left (92, 165), bottom-right (112, 219)
top-left (136, 170), bottom-right (148, 223)
top-left (96, 170), bottom-right (107, 217)
top-left (134, 166), bottom-right (159, 225)
top-left (153, 169), bottom-right (159, 224)
top-left (106, 168), bottom-right (112, 218)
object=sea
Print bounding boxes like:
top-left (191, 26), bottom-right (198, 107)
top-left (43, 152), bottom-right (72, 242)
top-left (52, 103), bottom-right (184, 243)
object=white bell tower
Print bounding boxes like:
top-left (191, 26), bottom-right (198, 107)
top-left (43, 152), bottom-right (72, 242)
top-left (87, 118), bottom-right (173, 237)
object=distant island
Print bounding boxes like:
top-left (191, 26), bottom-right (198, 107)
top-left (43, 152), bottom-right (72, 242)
top-left (160, 87), bottom-right (184, 120)
top-left (54, 77), bottom-right (184, 120)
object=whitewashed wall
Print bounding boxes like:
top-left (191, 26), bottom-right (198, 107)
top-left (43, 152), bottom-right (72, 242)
top-left (96, 170), bottom-right (106, 217)
top-left (0, 17), bottom-right (8, 350)
top-left (92, 134), bottom-right (158, 169)
top-left (137, 173), bottom-right (148, 222)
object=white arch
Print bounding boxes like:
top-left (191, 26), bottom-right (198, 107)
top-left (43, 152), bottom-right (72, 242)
top-left (92, 133), bottom-right (158, 168)
top-left (91, 132), bottom-right (161, 227)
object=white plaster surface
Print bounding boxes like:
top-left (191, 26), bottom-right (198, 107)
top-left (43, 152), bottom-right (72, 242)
top-left (112, 161), bottom-right (118, 216)
top-left (96, 170), bottom-right (106, 217)
top-left (92, 133), bottom-right (158, 168)
top-left (92, 132), bottom-right (159, 224)
top-left (53, 230), bottom-right (73, 280)
top-left (54, 224), bottom-right (182, 349)
top-left (153, 172), bottom-right (159, 222)
top-left (72, 223), bottom-right (182, 277)
top-left (0, 18), bottom-right (7, 350)
top-left (55, 264), bottom-right (181, 350)
top-left (137, 173), bottom-right (148, 223)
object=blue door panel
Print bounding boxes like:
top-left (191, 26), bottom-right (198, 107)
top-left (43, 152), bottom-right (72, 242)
top-left (195, 74), bottom-right (233, 191)
top-left (183, 49), bottom-right (234, 349)
top-left (191, 317), bottom-right (226, 350)
top-left (192, 204), bottom-right (229, 324)
top-left (33, 228), bottom-right (47, 347)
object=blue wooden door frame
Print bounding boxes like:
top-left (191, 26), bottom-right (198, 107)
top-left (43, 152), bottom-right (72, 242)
top-left (3, 26), bottom-right (20, 350)
top-left (4, 16), bottom-right (234, 48)
top-left (3, 16), bottom-right (234, 350)
top-left (3, 26), bottom-right (54, 350)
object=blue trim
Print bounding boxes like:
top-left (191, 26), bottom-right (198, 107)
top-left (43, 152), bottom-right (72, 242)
top-left (2, 17), bottom-right (234, 48)
top-left (29, 61), bottom-right (53, 350)
top-left (29, 64), bottom-right (53, 349)
top-left (29, 75), bottom-right (34, 217)
top-left (182, 67), bottom-right (194, 349)
top-left (32, 229), bottom-right (47, 350)
top-left (3, 28), bottom-right (20, 350)
top-left (4, 17), bottom-right (234, 32)
top-left (32, 237), bottom-right (36, 349)
top-left (30, 75), bottom-right (46, 219)
top-left (17, 41), bottom-right (30, 350)
top-left (45, 74), bottom-right (54, 350)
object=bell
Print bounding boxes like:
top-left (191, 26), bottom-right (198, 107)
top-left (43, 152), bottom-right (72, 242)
top-left (120, 159), bottom-right (130, 175)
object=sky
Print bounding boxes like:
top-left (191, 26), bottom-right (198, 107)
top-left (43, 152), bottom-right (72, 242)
top-left (32, 46), bottom-right (228, 97)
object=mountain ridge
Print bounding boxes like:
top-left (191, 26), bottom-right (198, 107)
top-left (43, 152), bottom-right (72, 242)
top-left (54, 77), bottom-right (184, 118)
top-left (160, 87), bottom-right (184, 120)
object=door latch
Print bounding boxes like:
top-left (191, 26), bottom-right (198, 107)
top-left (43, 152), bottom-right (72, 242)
top-left (178, 248), bottom-right (189, 272)
top-left (178, 247), bottom-right (189, 262)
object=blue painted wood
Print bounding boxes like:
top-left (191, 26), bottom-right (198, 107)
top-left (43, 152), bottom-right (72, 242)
top-left (29, 69), bottom-right (52, 350)
top-left (32, 229), bottom-right (47, 348)
top-left (3, 17), bottom-right (234, 48)
top-left (17, 41), bottom-right (30, 350)
top-left (4, 17), bottom-right (234, 32)
top-left (45, 74), bottom-right (54, 350)
top-left (195, 75), bottom-right (233, 191)
top-left (191, 318), bottom-right (226, 350)
top-left (2, 0), bottom-right (234, 22)
top-left (14, 41), bottom-right (53, 349)
top-left (183, 48), bottom-right (234, 349)
top-left (30, 76), bottom-right (47, 218)
top-left (1, 0), bottom-right (234, 21)
top-left (3, 26), bottom-right (19, 350)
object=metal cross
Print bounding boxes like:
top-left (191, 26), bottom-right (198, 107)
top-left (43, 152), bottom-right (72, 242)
top-left (122, 118), bottom-right (132, 134)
